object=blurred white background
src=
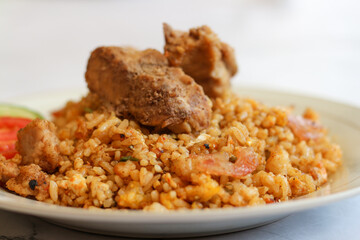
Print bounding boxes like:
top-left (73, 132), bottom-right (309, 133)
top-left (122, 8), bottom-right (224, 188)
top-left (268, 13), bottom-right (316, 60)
top-left (1, 0), bottom-right (359, 105)
top-left (1, 1), bottom-right (360, 239)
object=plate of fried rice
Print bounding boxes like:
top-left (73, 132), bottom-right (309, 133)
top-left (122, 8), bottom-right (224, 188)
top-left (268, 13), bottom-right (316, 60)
top-left (0, 87), bottom-right (360, 238)
top-left (0, 24), bottom-right (360, 238)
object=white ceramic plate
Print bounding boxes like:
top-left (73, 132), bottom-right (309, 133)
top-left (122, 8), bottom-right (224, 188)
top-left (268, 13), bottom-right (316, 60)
top-left (0, 87), bottom-right (360, 238)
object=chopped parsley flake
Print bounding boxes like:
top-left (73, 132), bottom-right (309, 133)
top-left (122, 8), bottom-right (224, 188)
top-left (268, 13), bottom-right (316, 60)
top-left (119, 156), bottom-right (139, 162)
top-left (84, 107), bottom-right (93, 113)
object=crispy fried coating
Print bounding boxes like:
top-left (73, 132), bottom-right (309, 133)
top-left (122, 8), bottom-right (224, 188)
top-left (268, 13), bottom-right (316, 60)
top-left (85, 47), bottom-right (212, 133)
top-left (164, 23), bottom-right (238, 98)
top-left (6, 164), bottom-right (49, 200)
top-left (16, 119), bottom-right (61, 172)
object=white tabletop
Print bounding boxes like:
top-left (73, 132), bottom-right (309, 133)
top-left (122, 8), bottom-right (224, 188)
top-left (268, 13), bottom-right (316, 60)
top-left (1, 0), bottom-right (359, 239)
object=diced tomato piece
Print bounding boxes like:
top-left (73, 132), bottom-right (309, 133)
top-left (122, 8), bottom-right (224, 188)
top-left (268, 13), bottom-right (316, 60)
top-left (0, 149), bottom-right (17, 159)
top-left (52, 109), bottom-right (63, 118)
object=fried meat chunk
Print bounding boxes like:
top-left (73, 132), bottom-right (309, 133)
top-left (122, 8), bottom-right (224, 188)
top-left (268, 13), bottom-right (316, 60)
top-left (16, 119), bottom-right (61, 172)
top-left (0, 156), bottom-right (20, 183)
top-left (6, 164), bottom-right (49, 200)
top-left (85, 47), bottom-right (212, 133)
top-left (164, 23), bottom-right (238, 98)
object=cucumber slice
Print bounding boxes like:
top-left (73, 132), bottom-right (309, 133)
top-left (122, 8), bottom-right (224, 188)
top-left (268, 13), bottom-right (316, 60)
top-left (0, 104), bottom-right (43, 119)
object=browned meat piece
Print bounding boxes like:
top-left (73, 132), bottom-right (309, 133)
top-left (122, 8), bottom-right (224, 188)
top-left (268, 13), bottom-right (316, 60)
top-left (6, 164), bottom-right (49, 200)
top-left (16, 119), bottom-right (61, 172)
top-left (0, 156), bottom-right (20, 183)
top-left (164, 23), bottom-right (238, 98)
top-left (85, 47), bottom-right (212, 133)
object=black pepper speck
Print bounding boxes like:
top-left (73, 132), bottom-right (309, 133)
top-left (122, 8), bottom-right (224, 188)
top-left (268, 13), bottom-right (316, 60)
top-left (229, 155), bottom-right (237, 163)
top-left (29, 180), bottom-right (38, 190)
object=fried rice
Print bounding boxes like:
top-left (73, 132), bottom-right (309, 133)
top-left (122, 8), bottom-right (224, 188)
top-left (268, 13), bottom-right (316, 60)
top-left (1, 90), bottom-right (342, 211)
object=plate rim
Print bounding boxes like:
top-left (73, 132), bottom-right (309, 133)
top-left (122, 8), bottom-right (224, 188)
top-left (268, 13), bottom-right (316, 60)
top-left (1, 183), bottom-right (360, 223)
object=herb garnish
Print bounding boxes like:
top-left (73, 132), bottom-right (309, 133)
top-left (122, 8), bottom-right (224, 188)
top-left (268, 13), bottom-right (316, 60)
top-left (84, 107), bottom-right (93, 113)
top-left (119, 156), bottom-right (139, 162)
top-left (224, 183), bottom-right (234, 194)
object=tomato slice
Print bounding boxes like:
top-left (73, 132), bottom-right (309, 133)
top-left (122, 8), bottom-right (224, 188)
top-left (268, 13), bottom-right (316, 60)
top-left (0, 129), bottom-right (18, 141)
top-left (0, 117), bottom-right (32, 129)
top-left (0, 140), bottom-right (16, 151)
top-left (0, 116), bottom-right (32, 159)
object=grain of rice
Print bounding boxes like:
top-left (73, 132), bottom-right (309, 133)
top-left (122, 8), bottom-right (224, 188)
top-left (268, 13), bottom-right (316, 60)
top-left (149, 158), bottom-right (158, 166)
top-left (151, 190), bottom-right (159, 202)
top-left (49, 180), bottom-right (58, 202)
top-left (163, 183), bottom-right (171, 192)
top-left (93, 167), bottom-right (105, 176)
top-left (59, 161), bottom-right (72, 173)
top-left (153, 180), bottom-right (161, 188)
top-left (114, 151), bottom-right (121, 161)
top-left (100, 161), bottom-right (114, 175)
top-left (87, 114), bottom-right (105, 129)
top-left (74, 158), bottom-right (83, 170)
top-left (114, 175), bottom-right (124, 188)
top-left (140, 159), bottom-right (149, 167)
top-left (154, 165), bottom-right (162, 173)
